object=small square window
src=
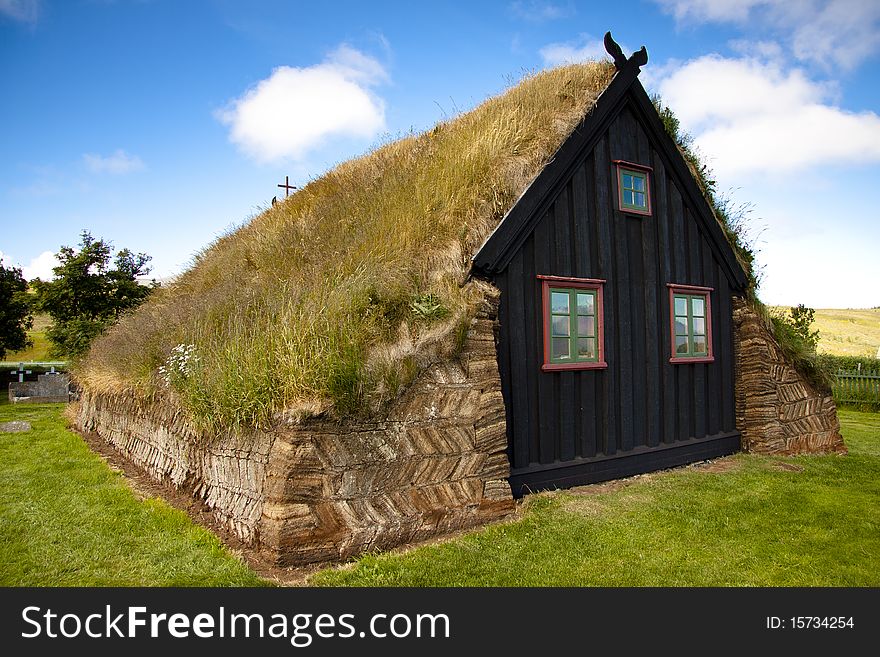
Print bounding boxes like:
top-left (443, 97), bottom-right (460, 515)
top-left (620, 170), bottom-right (648, 211)
top-left (540, 276), bottom-right (607, 371)
top-left (668, 284), bottom-right (714, 363)
top-left (614, 161), bottom-right (652, 216)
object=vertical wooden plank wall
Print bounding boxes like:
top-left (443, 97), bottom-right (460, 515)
top-left (495, 102), bottom-right (739, 473)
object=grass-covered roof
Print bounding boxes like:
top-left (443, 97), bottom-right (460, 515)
top-left (76, 61), bottom-right (616, 430)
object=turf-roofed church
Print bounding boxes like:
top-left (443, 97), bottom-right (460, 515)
top-left (74, 33), bottom-right (844, 566)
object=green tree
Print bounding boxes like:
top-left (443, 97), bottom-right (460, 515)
top-left (789, 304), bottom-right (820, 353)
top-left (771, 303), bottom-right (821, 359)
top-left (0, 263), bottom-right (33, 360)
top-left (33, 231), bottom-right (156, 358)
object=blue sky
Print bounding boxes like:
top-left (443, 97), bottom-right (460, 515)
top-left (1, 0), bottom-right (879, 308)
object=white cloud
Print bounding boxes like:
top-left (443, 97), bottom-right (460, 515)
top-left (510, 1), bottom-right (574, 22)
top-left (22, 250), bottom-right (58, 280)
top-left (789, 1), bottom-right (880, 70)
top-left (654, 0), bottom-right (880, 70)
top-left (655, 55), bottom-right (880, 177)
top-left (216, 45), bottom-right (388, 164)
top-left (759, 222), bottom-right (880, 307)
top-left (82, 149), bottom-right (145, 174)
top-left (0, 0), bottom-right (40, 23)
top-left (655, 0), bottom-right (770, 22)
top-left (728, 39), bottom-right (784, 61)
top-left (539, 34), bottom-right (609, 67)
top-left (0, 250), bottom-right (58, 281)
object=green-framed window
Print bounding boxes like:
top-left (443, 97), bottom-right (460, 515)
top-left (549, 288), bottom-right (598, 363)
top-left (541, 276), bottom-right (607, 371)
top-left (669, 285), bottom-right (713, 362)
top-left (620, 169), bottom-right (647, 210)
top-left (614, 161), bottom-right (652, 215)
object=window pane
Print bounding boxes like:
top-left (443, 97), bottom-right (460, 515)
top-left (691, 297), bottom-right (705, 316)
top-left (674, 297), bottom-right (687, 316)
top-left (693, 317), bottom-right (706, 335)
top-left (633, 175), bottom-right (645, 192)
top-left (634, 192), bottom-right (646, 208)
top-left (622, 173), bottom-right (633, 189)
top-left (551, 291), bottom-right (569, 314)
top-left (577, 337), bottom-right (596, 359)
top-left (576, 292), bottom-right (594, 315)
top-left (693, 336), bottom-right (707, 354)
top-left (552, 316), bottom-right (570, 336)
top-left (552, 337), bottom-right (570, 359)
top-left (675, 335), bottom-right (689, 354)
top-left (578, 315), bottom-right (595, 337)
top-left (674, 317), bottom-right (688, 336)
top-left (623, 190), bottom-right (634, 205)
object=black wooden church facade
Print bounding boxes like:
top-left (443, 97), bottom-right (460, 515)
top-left (472, 35), bottom-right (749, 496)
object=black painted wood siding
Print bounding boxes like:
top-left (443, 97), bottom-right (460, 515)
top-left (494, 101), bottom-right (738, 475)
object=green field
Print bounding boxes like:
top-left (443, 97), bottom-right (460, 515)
top-left (1, 402), bottom-right (877, 586)
top-left (814, 308), bottom-right (880, 358)
top-left (4, 313), bottom-right (54, 363)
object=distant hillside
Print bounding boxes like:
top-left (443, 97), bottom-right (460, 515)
top-left (815, 308), bottom-right (880, 357)
top-left (773, 307), bottom-right (880, 358)
top-left (2, 313), bottom-right (53, 363)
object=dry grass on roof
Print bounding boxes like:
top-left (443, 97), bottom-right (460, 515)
top-left (76, 61), bottom-right (616, 432)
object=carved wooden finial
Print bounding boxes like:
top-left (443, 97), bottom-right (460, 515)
top-left (604, 31), bottom-right (648, 72)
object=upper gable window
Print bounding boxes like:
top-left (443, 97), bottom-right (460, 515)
top-left (614, 160), bottom-right (652, 216)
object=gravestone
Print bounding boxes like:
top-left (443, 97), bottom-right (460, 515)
top-left (0, 421), bottom-right (31, 432)
top-left (8, 372), bottom-right (70, 404)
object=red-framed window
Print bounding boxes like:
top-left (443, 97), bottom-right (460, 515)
top-left (539, 275), bottom-right (607, 372)
top-left (668, 283), bottom-right (714, 364)
top-left (613, 160), bottom-right (652, 216)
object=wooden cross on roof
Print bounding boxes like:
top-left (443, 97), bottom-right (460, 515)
top-left (277, 175), bottom-right (297, 198)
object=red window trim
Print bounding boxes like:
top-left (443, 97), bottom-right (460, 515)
top-left (667, 283), bottom-right (714, 364)
top-left (613, 160), bottom-right (652, 217)
top-left (539, 275), bottom-right (608, 372)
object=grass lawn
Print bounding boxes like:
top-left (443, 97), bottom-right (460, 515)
top-left (2, 401), bottom-right (877, 587)
top-left (0, 402), bottom-right (268, 586)
top-left (312, 409), bottom-right (880, 586)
